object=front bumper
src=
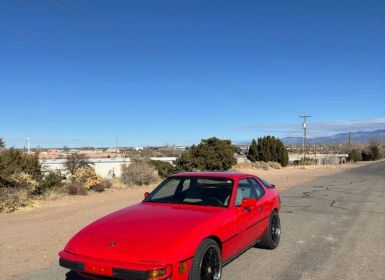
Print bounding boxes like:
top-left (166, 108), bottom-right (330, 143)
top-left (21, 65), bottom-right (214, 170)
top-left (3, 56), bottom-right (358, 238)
top-left (59, 250), bottom-right (173, 280)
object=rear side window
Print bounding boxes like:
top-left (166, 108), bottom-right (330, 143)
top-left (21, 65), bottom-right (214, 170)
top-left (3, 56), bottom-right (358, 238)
top-left (259, 177), bottom-right (274, 189)
top-left (249, 178), bottom-right (265, 199)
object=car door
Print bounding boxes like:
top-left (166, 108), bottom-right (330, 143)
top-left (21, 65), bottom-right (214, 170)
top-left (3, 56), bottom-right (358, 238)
top-left (233, 178), bottom-right (260, 251)
top-left (249, 178), bottom-right (270, 239)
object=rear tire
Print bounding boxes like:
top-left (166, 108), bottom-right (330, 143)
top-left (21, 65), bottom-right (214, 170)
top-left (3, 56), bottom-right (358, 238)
top-left (189, 238), bottom-right (222, 280)
top-left (257, 210), bottom-right (281, 249)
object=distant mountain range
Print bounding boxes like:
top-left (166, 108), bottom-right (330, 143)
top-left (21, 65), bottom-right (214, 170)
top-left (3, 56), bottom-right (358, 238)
top-left (281, 129), bottom-right (385, 144)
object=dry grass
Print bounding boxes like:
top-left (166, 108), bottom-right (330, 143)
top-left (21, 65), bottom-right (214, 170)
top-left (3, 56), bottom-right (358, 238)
top-left (0, 188), bottom-right (31, 213)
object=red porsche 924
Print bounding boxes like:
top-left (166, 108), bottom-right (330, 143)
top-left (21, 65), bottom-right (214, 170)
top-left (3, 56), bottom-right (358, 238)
top-left (59, 172), bottom-right (281, 280)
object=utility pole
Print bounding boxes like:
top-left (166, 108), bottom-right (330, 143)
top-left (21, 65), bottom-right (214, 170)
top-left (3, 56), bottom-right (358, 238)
top-left (115, 136), bottom-right (118, 155)
top-left (299, 115), bottom-right (311, 162)
top-left (348, 131), bottom-right (351, 148)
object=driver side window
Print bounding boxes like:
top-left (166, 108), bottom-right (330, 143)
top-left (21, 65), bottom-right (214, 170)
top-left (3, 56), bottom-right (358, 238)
top-left (235, 179), bottom-right (257, 206)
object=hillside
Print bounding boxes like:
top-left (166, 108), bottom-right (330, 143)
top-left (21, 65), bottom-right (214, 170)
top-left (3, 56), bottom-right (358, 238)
top-left (281, 129), bottom-right (385, 144)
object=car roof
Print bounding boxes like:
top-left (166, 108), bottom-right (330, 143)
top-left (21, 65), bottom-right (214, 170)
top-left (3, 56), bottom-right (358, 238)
top-left (170, 171), bottom-right (255, 180)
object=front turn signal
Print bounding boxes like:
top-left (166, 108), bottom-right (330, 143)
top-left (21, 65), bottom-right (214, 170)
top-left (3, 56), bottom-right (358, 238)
top-left (148, 265), bottom-right (172, 279)
top-left (178, 262), bottom-right (187, 274)
top-left (149, 268), bottom-right (166, 278)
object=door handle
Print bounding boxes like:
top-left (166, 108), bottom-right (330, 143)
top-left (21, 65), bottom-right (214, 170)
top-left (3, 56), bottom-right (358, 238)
top-left (257, 207), bottom-right (263, 211)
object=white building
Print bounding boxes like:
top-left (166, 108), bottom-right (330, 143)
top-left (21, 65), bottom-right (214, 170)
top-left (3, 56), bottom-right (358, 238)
top-left (40, 158), bottom-right (131, 178)
top-left (150, 157), bottom-right (177, 164)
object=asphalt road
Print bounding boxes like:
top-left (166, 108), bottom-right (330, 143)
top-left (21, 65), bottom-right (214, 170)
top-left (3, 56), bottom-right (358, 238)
top-left (10, 162), bottom-right (385, 280)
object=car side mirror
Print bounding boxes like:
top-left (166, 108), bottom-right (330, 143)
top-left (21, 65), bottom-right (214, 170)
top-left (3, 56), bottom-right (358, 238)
top-left (271, 184), bottom-right (276, 189)
top-left (144, 192), bottom-right (150, 199)
top-left (241, 198), bottom-right (257, 210)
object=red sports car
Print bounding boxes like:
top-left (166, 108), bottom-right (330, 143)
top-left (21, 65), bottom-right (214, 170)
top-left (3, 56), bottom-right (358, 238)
top-left (59, 172), bottom-right (281, 280)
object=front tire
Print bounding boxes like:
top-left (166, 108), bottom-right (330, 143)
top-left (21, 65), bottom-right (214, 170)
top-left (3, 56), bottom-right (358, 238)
top-left (189, 238), bottom-right (222, 280)
top-left (257, 210), bottom-right (281, 249)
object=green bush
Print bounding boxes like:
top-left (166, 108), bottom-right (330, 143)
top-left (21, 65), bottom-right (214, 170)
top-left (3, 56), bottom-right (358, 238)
top-left (34, 170), bottom-right (63, 195)
top-left (149, 160), bottom-right (176, 178)
top-left (247, 136), bottom-right (288, 167)
top-left (175, 137), bottom-right (237, 171)
top-left (121, 160), bottom-right (159, 186)
top-left (247, 139), bottom-right (258, 162)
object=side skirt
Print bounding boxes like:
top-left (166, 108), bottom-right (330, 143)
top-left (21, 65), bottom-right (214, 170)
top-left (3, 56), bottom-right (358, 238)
top-left (222, 240), bottom-right (258, 266)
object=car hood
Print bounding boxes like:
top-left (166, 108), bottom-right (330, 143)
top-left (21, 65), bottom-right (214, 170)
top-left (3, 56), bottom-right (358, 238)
top-left (65, 202), bottom-right (227, 263)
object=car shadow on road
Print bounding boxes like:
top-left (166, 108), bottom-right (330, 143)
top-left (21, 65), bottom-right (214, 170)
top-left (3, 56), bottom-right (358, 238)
top-left (66, 271), bottom-right (109, 280)
top-left (66, 271), bottom-right (86, 280)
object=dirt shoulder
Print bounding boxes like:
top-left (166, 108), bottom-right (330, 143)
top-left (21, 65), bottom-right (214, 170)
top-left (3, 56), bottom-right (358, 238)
top-left (0, 162), bottom-right (370, 279)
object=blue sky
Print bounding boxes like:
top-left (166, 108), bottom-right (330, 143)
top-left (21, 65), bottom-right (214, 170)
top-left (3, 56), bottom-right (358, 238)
top-left (1, 0), bottom-right (384, 148)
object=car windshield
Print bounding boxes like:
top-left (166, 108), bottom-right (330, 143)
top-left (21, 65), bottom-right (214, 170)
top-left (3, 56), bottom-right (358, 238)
top-left (144, 177), bottom-right (234, 207)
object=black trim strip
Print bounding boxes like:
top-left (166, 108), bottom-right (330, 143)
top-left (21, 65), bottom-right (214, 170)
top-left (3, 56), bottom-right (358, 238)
top-left (246, 215), bottom-right (269, 230)
top-left (223, 215), bottom-right (269, 244)
top-left (113, 268), bottom-right (150, 280)
top-left (179, 256), bottom-right (194, 263)
top-left (222, 233), bottom-right (240, 244)
top-left (59, 258), bottom-right (84, 272)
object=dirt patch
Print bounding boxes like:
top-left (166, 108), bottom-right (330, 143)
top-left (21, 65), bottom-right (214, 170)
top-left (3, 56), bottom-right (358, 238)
top-left (0, 163), bottom-right (370, 279)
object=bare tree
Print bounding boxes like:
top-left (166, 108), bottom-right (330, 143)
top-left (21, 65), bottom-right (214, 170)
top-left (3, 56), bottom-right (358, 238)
top-left (65, 153), bottom-right (93, 175)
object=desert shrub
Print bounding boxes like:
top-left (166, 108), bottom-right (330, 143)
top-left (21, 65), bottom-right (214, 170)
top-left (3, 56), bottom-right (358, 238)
top-left (0, 172), bottom-right (39, 212)
top-left (91, 179), bottom-right (112, 192)
top-left (299, 157), bottom-right (316, 165)
top-left (66, 182), bottom-right (87, 195)
top-left (0, 148), bottom-right (42, 212)
top-left (175, 137), bottom-right (237, 171)
top-left (253, 161), bottom-right (263, 169)
top-left (0, 149), bottom-right (42, 189)
top-left (0, 186), bottom-right (31, 213)
top-left (121, 160), bottom-right (159, 186)
top-left (149, 160), bottom-right (176, 178)
top-left (235, 162), bottom-right (253, 169)
top-left (348, 149), bottom-right (362, 162)
top-left (262, 162), bottom-right (269, 170)
top-left (268, 161), bottom-right (282, 169)
top-left (9, 172), bottom-right (39, 192)
top-left (34, 170), bottom-right (63, 195)
top-left (71, 166), bottom-right (101, 189)
top-left (368, 143), bottom-right (381, 160)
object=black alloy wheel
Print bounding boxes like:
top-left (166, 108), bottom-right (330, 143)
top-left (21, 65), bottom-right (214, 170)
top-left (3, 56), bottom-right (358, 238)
top-left (256, 210), bottom-right (281, 249)
top-left (200, 247), bottom-right (221, 280)
top-left (189, 238), bottom-right (222, 280)
top-left (270, 213), bottom-right (281, 244)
